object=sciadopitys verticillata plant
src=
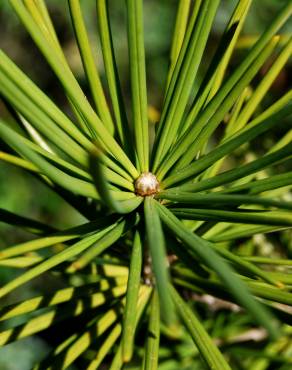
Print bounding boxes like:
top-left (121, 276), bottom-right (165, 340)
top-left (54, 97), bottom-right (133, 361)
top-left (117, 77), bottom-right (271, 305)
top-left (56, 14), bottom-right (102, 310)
top-left (0, 1), bottom-right (292, 369)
